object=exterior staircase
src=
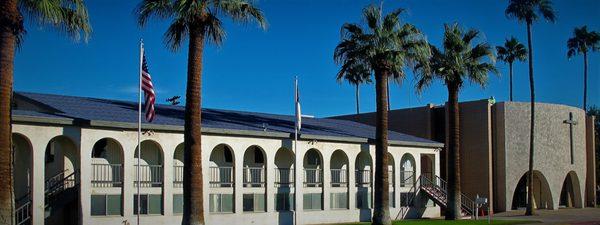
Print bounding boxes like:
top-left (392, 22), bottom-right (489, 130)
top-left (15, 170), bottom-right (79, 225)
top-left (397, 174), bottom-right (475, 219)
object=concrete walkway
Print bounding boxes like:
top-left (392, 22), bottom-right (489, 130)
top-left (493, 208), bottom-right (600, 225)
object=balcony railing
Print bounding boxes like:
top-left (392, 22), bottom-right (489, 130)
top-left (174, 165), bottom-right (183, 188)
top-left (330, 169), bottom-right (348, 187)
top-left (355, 170), bottom-right (371, 187)
top-left (304, 168), bottom-right (322, 187)
top-left (389, 169), bottom-right (395, 187)
top-left (16, 201), bottom-right (31, 225)
top-left (275, 168), bottom-right (294, 187)
top-left (91, 164), bottom-right (123, 187)
top-left (209, 166), bottom-right (234, 188)
top-left (134, 165), bottom-right (163, 187)
top-left (243, 167), bottom-right (265, 187)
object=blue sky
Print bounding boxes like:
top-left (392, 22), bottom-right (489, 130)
top-left (14, 0), bottom-right (600, 117)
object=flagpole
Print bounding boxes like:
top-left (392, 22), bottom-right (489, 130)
top-left (293, 76), bottom-right (298, 225)
top-left (137, 39), bottom-right (143, 225)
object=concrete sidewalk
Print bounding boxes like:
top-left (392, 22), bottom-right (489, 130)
top-left (493, 208), bottom-right (600, 225)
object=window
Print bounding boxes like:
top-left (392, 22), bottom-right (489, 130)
top-left (275, 193), bottom-right (294, 211)
top-left (243, 194), bottom-right (265, 212)
top-left (303, 193), bottom-right (322, 210)
top-left (209, 194), bottom-right (234, 213)
top-left (330, 192), bottom-right (348, 209)
top-left (400, 154), bottom-right (415, 187)
top-left (134, 194), bottom-right (162, 215)
top-left (173, 194), bottom-right (183, 214)
top-left (356, 190), bottom-right (371, 209)
top-left (389, 191), bottom-right (395, 208)
top-left (91, 194), bottom-right (122, 216)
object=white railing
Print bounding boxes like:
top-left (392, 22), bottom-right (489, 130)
top-left (330, 169), bottom-right (348, 187)
top-left (243, 167), bottom-right (265, 187)
top-left (355, 169), bottom-right (371, 187)
top-left (304, 168), bottom-right (322, 187)
top-left (275, 168), bottom-right (294, 187)
top-left (91, 164), bottom-right (123, 187)
top-left (134, 165), bottom-right (163, 187)
top-left (174, 165), bottom-right (183, 188)
top-left (209, 166), bottom-right (234, 188)
top-left (16, 201), bottom-right (31, 225)
top-left (389, 169), bottom-right (395, 187)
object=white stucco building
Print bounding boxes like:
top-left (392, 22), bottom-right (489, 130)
top-left (11, 92), bottom-right (447, 225)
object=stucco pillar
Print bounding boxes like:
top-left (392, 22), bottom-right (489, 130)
top-left (122, 140), bottom-right (135, 216)
top-left (348, 154), bottom-right (356, 209)
top-left (31, 138), bottom-right (46, 225)
top-left (79, 133), bottom-right (93, 223)
top-left (322, 150), bottom-right (331, 211)
top-left (266, 148), bottom-right (276, 212)
top-left (393, 153), bottom-right (401, 209)
top-left (234, 147), bottom-right (243, 214)
top-left (294, 144), bottom-right (304, 224)
top-left (162, 144), bottom-right (174, 216)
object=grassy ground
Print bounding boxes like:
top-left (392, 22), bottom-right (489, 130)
top-left (328, 219), bottom-right (539, 225)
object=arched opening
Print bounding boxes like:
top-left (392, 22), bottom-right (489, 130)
top-left (208, 144), bottom-right (235, 213)
top-left (388, 153), bottom-right (395, 208)
top-left (44, 135), bottom-right (79, 224)
top-left (133, 140), bottom-right (164, 215)
top-left (242, 145), bottom-right (267, 212)
top-left (511, 171), bottom-right (554, 210)
top-left (90, 138), bottom-right (124, 216)
top-left (303, 148), bottom-right (323, 211)
top-left (355, 151), bottom-right (372, 209)
top-left (330, 150), bottom-right (349, 209)
top-left (559, 171), bottom-right (582, 208)
top-left (420, 154), bottom-right (435, 181)
top-left (172, 143), bottom-right (184, 214)
top-left (13, 134), bottom-right (32, 209)
top-left (173, 143), bottom-right (184, 188)
top-left (274, 147), bottom-right (294, 211)
top-left (400, 153), bottom-right (416, 188)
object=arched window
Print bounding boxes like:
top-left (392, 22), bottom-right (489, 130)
top-left (400, 154), bottom-right (415, 187)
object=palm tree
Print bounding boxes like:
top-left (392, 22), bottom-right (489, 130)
top-left (505, 0), bottom-right (555, 216)
top-left (334, 5), bottom-right (430, 224)
top-left (497, 37), bottom-right (527, 101)
top-left (567, 26), bottom-right (599, 111)
top-left (136, 1), bottom-right (265, 224)
top-left (415, 23), bottom-right (497, 220)
top-left (0, 1), bottom-right (90, 224)
top-left (335, 63), bottom-right (371, 115)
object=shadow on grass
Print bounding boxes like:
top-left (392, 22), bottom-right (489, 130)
top-left (318, 219), bottom-right (541, 225)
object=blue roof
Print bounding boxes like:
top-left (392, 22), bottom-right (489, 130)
top-left (12, 92), bottom-right (441, 146)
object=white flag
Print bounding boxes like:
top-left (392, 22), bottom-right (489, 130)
top-left (295, 77), bottom-right (301, 131)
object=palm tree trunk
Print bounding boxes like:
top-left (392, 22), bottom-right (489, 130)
top-left (525, 21), bottom-right (536, 216)
top-left (509, 62), bottom-right (513, 102)
top-left (0, 1), bottom-right (18, 224)
top-left (386, 79), bottom-right (390, 111)
top-left (355, 83), bottom-right (360, 116)
top-left (372, 69), bottom-right (391, 225)
top-left (445, 82), bottom-right (461, 220)
top-left (182, 28), bottom-right (205, 225)
top-left (583, 51), bottom-right (587, 110)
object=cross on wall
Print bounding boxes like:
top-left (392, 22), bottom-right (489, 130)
top-left (563, 112), bottom-right (578, 165)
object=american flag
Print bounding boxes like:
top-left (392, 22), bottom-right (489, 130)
top-left (141, 53), bottom-right (156, 122)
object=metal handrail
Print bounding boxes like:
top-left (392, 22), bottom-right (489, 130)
top-left (243, 167), bottom-right (265, 187)
top-left (16, 201), bottom-right (31, 225)
top-left (45, 170), bottom-right (78, 197)
top-left (304, 168), bottom-right (322, 187)
top-left (355, 169), bottom-right (371, 187)
top-left (331, 169), bottom-right (348, 187)
top-left (91, 163), bottom-right (123, 187)
top-left (209, 166), bottom-right (234, 188)
top-left (173, 165), bottom-right (183, 188)
top-left (134, 165), bottom-right (163, 187)
top-left (275, 168), bottom-right (294, 187)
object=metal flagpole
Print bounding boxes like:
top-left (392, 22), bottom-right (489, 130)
top-left (293, 76), bottom-right (298, 225)
top-left (137, 39), bottom-right (144, 225)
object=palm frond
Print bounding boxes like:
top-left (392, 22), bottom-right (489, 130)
top-left (164, 16), bottom-right (189, 51)
top-left (136, 0), bottom-right (173, 27)
top-left (19, 0), bottom-right (92, 41)
top-left (217, 0), bottom-right (267, 29)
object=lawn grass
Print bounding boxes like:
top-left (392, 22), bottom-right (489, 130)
top-left (329, 219), bottom-right (539, 225)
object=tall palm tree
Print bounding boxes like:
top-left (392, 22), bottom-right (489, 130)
top-left (415, 23), bottom-right (497, 220)
top-left (0, 1), bottom-right (90, 224)
top-left (505, 0), bottom-right (555, 216)
top-left (334, 5), bottom-right (430, 225)
top-left (567, 26), bottom-right (599, 111)
top-left (136, 1), bottom-right (265, 224)
top-left (335, 63), bottom-right (371, 115)
top-left (497, 37), bottom-right (527, 101)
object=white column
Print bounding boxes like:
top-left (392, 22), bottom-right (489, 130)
top-left (31, 138), bottom-right (46, 225)
top-left (122, 140), bottom-right (135, 217)
top-left (79, 133), bottom-right (93, 223)
top-left (266, 148), bottom-right (276, 212)
top-left (348, 153), bottom-right (357, 210)
top-left (294, 143), bottom-right (304, 224)
top-left (322, 151), bottom-right (330, 211)
top-left (394, 153), bottom-right (401, 209)
top-left (234, 146), bottom-right (243, 214)
top-left (162, 144), bottom-right (174, 216)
